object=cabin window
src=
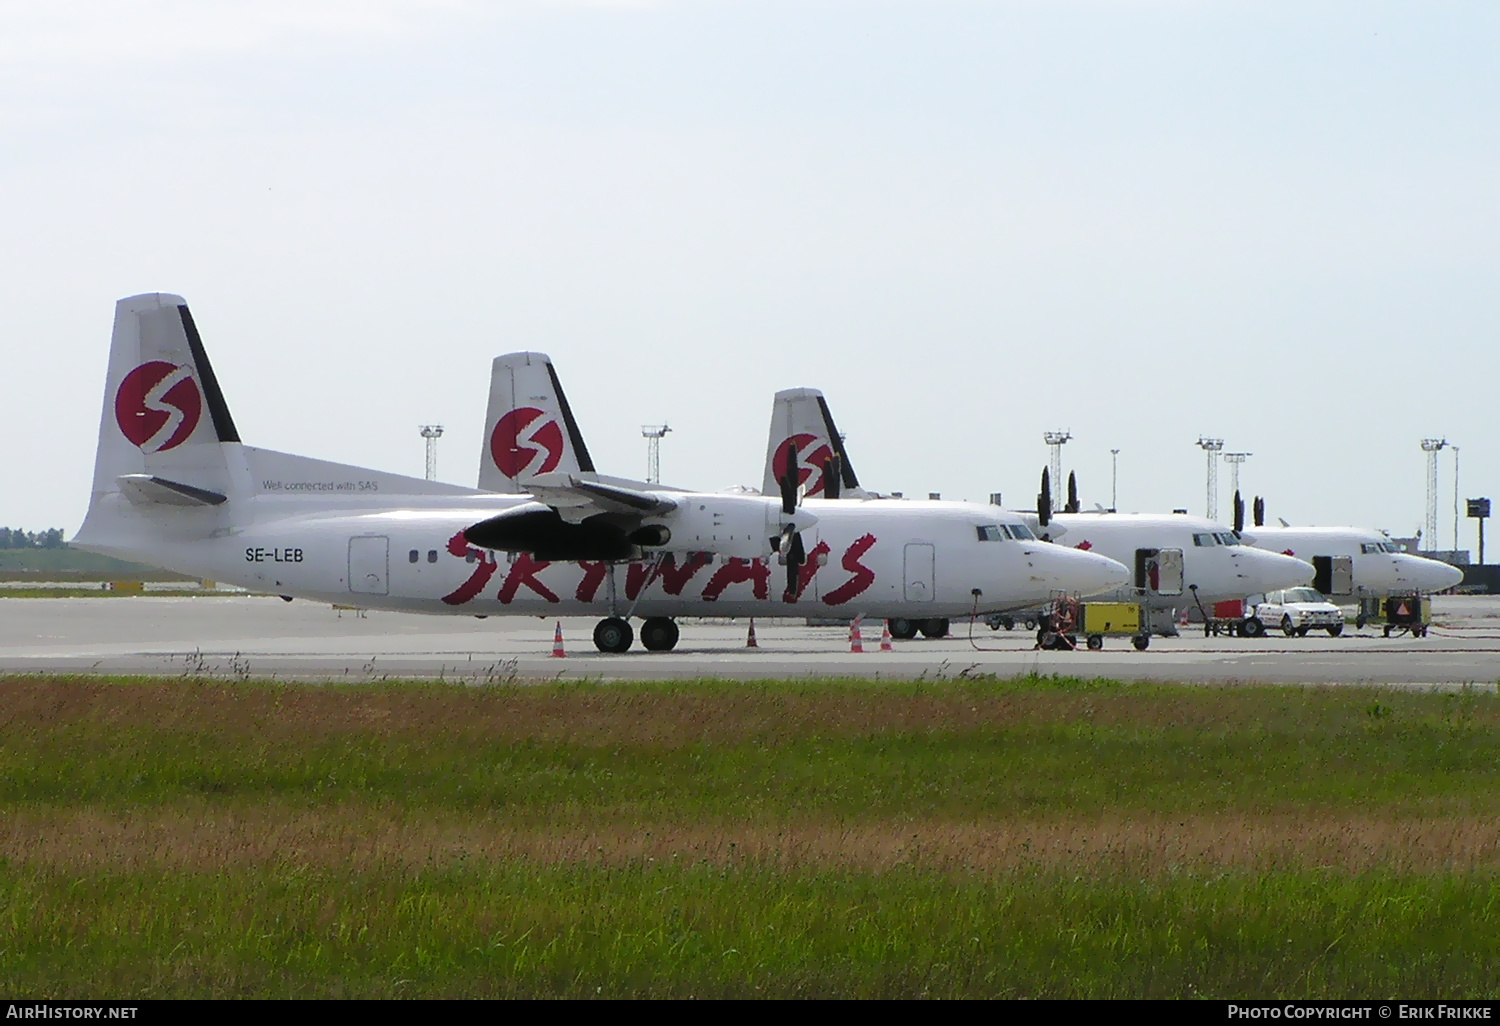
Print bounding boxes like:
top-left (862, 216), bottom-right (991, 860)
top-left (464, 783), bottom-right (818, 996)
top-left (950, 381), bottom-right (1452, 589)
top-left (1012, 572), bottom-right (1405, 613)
top-left (427, 550), bottom-right (438, 563)
top-left (408, 549), bottom-right (419, 563)
top-left (466, 552), bottom-right (476, 563)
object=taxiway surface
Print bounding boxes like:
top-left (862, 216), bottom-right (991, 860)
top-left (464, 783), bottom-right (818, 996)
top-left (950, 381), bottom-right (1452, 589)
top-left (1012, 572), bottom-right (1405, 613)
top-left (2, 595), bottom-right (1498, 686)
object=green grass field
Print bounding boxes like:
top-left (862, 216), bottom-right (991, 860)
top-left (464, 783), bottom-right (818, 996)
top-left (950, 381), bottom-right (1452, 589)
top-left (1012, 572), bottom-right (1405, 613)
top-left (1, 675), bottom-right (1497, 997)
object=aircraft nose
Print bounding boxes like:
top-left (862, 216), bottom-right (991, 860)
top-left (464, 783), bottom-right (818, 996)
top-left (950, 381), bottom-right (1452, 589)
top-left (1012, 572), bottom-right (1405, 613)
top-left (1042, 544), bottom-right (1130, 598)
top-left (1393, 554), bottom-right (1463, 593)
top-left (1239, 548), bottom-right (1314, 593)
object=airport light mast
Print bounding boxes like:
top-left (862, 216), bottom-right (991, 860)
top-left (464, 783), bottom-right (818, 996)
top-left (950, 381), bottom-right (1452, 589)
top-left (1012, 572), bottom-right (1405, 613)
top-left (1110, 448), bottom-right (1120, 511)
top-left (1197, 437), bottom-right (1224, 521)
top-left (420, 425), bottom-right (443, 482)
top-left (1044, 431), bottom-right (1072, 504)
top-left (1421, 438), bottom-right (1447, 553)
top-left (1453, 445), bottom-right (1461, 555)
top-left (1223, 452), bottom-right (1251, 512)
top-left (642, 424), bottom-right (671, 485)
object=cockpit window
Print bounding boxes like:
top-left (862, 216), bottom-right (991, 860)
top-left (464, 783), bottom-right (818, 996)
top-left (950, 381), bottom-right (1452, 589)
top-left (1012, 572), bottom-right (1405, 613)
top-left (1010, 524), bottom-right (1036, 540)
top-left (1215, 532), bottom-right (1240, 545)
top-left (977, 525), bottom-right (1008, 542)
top-left (1362, 541), bottom-right (1399, 554)
top-left (1193, 533), bottom-right (1218, 547)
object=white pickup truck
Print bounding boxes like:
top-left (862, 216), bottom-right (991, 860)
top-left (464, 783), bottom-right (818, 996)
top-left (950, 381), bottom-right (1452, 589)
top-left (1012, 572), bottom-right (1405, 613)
top-left (1246, 587), bottom-right (1346, 637)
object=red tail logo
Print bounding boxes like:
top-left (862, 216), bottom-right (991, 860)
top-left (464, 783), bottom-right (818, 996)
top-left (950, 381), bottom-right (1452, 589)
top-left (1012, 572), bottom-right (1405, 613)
top-left (772, 434), bottom-right (836, 497)
top-left (114, 361), bottom-right (203, 453)
top-left (490, 407), bottom-right (565, 479)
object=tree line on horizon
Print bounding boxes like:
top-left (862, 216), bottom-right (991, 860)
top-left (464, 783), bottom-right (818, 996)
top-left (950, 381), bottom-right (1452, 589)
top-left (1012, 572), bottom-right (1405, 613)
top-left (0, 528), bottom-right (67, 550)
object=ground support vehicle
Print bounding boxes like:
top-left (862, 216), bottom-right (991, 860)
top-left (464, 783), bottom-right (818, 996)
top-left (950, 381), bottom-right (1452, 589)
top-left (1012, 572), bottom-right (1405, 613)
top-left (1382, 594), bottom-right (1431, 637)
top-left (1036, 597), bottom-right (1149, 651)
top-left (1246, 588), bottom-right (1345, 638)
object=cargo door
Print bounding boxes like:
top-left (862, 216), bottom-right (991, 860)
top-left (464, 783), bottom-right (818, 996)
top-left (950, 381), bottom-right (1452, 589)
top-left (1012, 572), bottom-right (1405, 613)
top-left (1312, 555), bottom-right (1354, 596)
top-left (348, 536), bottom-right (389, 595)
top-left (1156, 548), bottom-right (1184, 595)
top-left (903, 542), bottom-right (935, 602)
top-left (1135, 547), bottom-right (1184, 596)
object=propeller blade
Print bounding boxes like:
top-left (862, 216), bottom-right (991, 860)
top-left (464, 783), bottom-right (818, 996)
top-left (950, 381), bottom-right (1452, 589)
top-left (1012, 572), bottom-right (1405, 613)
top-left (1066, 471), bottom-right (1079, 514)
top-left (779, 442), bottom-right (799, 516)
top-left (1253, 496), bottom-right (1265, 528)
top-left (1038, 467), bottom-right (1052, 527)
top-left (1233, 490), bottom-right (1245, 534)
top-left (785, 529), bottom-right (807, 598)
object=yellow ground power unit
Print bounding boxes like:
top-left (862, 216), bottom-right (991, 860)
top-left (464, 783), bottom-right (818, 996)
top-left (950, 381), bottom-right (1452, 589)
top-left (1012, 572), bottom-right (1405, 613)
top-left (1082, 602), bottom-right (1141, 636)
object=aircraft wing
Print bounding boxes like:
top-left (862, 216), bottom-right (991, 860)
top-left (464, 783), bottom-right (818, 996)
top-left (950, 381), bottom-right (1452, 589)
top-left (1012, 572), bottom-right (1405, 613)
top-left (525, 472), bottom-right (678, 523)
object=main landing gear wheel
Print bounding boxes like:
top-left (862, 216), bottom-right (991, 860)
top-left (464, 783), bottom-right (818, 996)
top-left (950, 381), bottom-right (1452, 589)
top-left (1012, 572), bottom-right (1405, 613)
top-left (1240, 616), bottom-right (1265, 638)
top-left (887, 618), bottom-right (919, 640)
top-left (640, 617), bottom-right (679, 652)
top-left (920, 618), bottom-right (950, 639)
top-left (593, 617), bottom-right (634, 654)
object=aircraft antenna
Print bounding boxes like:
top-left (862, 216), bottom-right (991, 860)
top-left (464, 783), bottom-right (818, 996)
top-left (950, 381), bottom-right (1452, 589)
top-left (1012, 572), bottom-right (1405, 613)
top-left (1043, 431), bottom-right (1072, 503)
top-left (1196, 437), bottom-right (1224, 521)
top-left (642, 424), bottom-right (671, 485)
top-left (420, 425), bottom-right (443, 481)
top-left (1421, 438), bottom-right (1447, 553)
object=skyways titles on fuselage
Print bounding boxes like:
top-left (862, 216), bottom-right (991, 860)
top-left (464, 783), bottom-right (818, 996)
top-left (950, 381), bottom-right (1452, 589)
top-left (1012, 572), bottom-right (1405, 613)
top-left (435, 530), bottom-right (875, 608)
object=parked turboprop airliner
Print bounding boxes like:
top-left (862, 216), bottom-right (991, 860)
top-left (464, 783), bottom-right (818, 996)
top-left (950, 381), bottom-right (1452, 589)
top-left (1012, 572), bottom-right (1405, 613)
top-left (73, 295), bottom-right (1130, 652)
top-left (760, 388), bottom-right (1316, 640)
top-left (1239, 506), bottom-right (1461, 605)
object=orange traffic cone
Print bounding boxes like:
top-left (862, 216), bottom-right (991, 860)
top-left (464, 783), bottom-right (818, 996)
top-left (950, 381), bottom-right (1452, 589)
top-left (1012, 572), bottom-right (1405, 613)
top-left (746, 618), bottom-right (759, 648)
top-left (879, 621), bottom-right (893, 651)
top-left (551, 621), bottom-right (566, 658)
top-left (849, 617), bottom-right (865, 653)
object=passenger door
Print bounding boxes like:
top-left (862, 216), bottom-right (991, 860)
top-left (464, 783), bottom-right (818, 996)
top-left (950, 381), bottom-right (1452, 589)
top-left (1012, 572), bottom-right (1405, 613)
top-left (348, 536), bottom-right (389, 595)
top-left (903, 542), bottom-right (935, 602)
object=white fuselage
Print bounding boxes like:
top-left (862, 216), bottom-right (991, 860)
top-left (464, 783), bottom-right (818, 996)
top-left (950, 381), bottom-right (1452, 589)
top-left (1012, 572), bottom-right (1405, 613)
top-left (79, 485), bottom-right (1129, 620)
top-left (1034, 512), bottom-right (1315, 619)
top-left (1240, 526), bottom-right (1463, 598)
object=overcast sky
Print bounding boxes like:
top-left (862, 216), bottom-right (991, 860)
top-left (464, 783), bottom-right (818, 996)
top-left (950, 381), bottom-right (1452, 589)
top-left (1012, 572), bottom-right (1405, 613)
top-left (3, 1), bottom-right (1496, 548)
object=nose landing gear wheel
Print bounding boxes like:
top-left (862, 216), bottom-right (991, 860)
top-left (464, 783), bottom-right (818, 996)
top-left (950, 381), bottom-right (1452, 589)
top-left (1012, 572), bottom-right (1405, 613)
top-left (593, 617), bottom-right (634, 653)
top-left (640, 617), bottom-right (679, 652)
top-left (887, 618), bottom-right (919, 640)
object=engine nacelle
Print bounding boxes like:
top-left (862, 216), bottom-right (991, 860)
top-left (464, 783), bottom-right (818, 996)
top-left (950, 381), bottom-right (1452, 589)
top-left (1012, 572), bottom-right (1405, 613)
top-left (645, 497), bottom-right (776, 560)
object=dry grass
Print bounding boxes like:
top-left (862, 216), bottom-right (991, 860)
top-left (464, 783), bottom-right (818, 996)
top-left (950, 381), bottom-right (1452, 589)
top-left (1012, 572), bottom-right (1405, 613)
top-left (5, 806), bottom-right (1498, 875)
top-left (3, 677), bottom-right (1495, 748)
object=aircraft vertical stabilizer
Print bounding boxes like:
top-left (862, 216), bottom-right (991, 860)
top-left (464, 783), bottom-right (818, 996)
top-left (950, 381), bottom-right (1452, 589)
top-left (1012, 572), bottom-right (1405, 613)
top-left (85, 294), bottom-right (247, 508)
top-left (479, 353), bottom-right (596, 492)
top-left (761, 388), bottom-right (863, 499)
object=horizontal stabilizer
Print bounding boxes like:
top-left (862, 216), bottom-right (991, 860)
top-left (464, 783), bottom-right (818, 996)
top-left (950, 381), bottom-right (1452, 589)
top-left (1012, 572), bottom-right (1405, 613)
top-left (117, 474), bottom-right (227, 507)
